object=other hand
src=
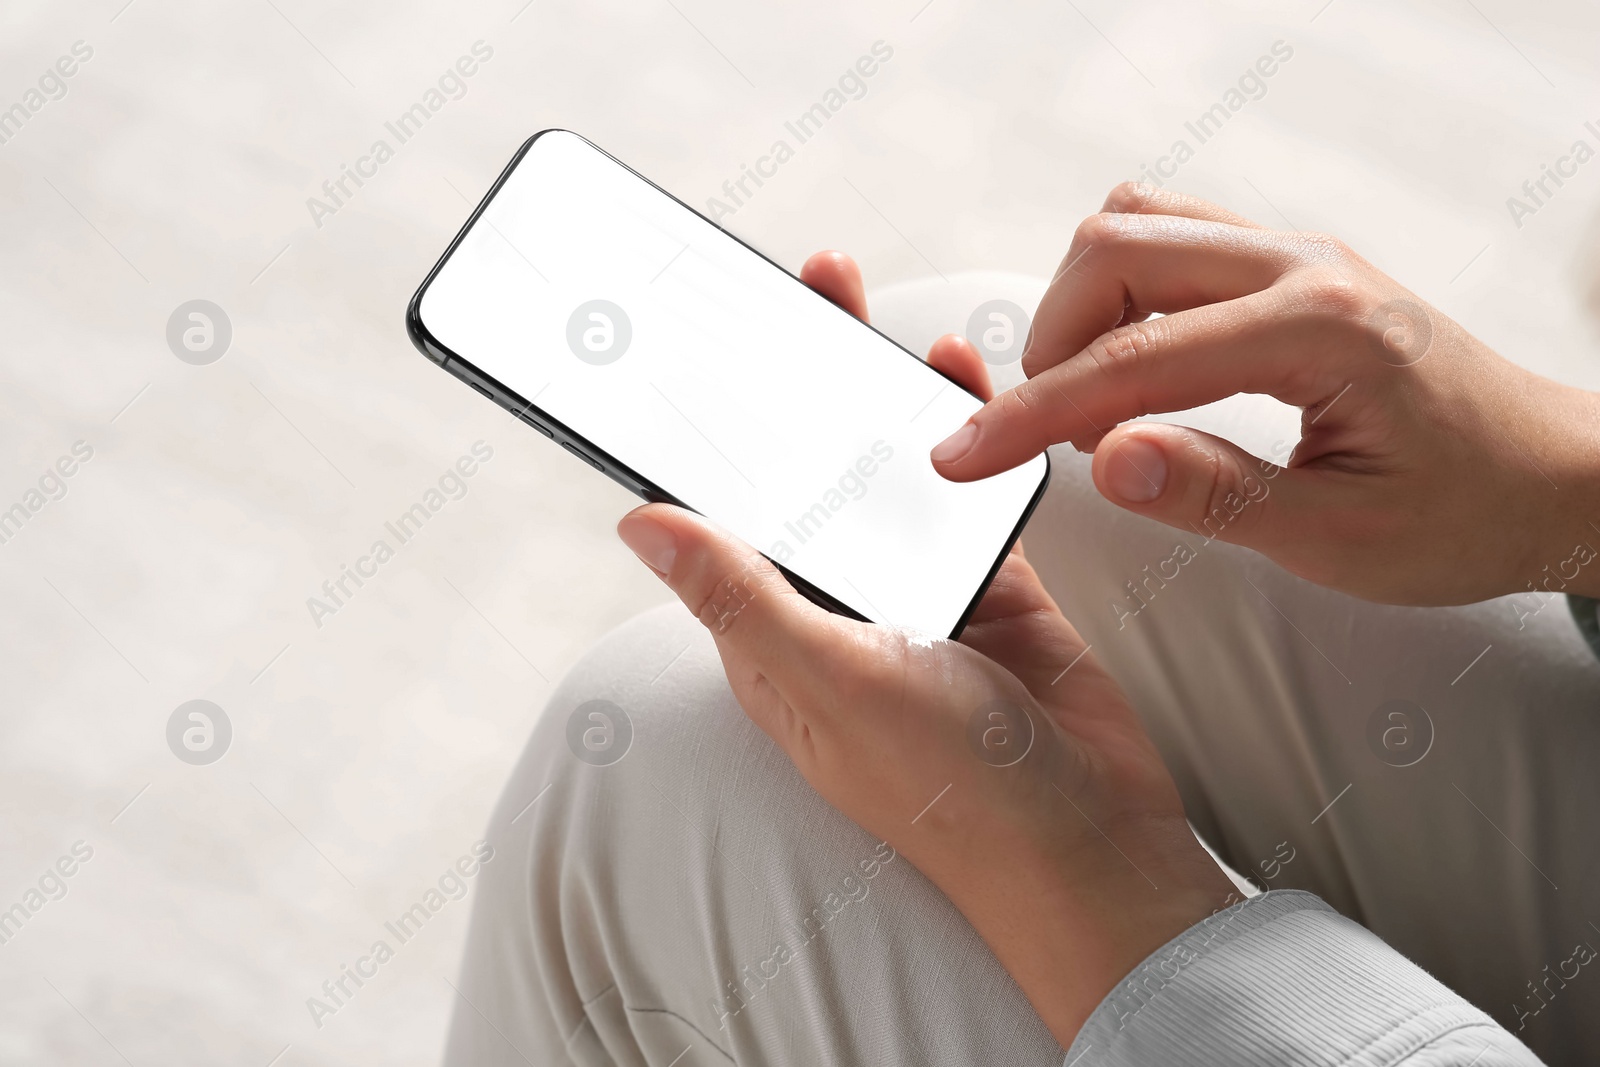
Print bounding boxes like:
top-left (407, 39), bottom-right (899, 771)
top-left (930, 185), bottom-right (1600, 605)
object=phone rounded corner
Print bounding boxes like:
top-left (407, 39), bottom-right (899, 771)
top-left (519, 129), bottom-right (555, 154)
top-left (947, 449), bottom-right (1053, 641)
top-left (1034, 448), bottom-right (1053, 499)
top-left (404, 288), bottom-right (447, 366)
top-left (403, 287), bottom-right (425, 347)
top-left (521, 128), bottom-right (576, 157)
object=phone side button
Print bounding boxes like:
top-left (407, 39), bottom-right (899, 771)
top-left (561, 441), bottom-right (604, 471)
top-left (469, 380), bottom-right (494, 401)
top-left (517, 411), bottom-right (554, 437)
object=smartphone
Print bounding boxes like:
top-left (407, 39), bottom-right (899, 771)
top-left (406, 129), bottom-right (1048, 638)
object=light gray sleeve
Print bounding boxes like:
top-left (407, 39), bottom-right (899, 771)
top-left (1062, 890), bottom-right (1543, 1067)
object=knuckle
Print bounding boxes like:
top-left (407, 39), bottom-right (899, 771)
top-left (1074, 322), bottom-right (1163, 421)
top-left (1070, 212), bottom-right (1128, 257)
top-left (1194, 446), bottom-right (1271, 542)
top-left (993, 384), bottom-right (1046, 449)
top-left (1289, 268), bottom-right (1371, 327)
top-left (690, 565), bottom-right (763, 635)
top-left (997, 381), bottom-right (1045, 427)
top-left (1010, 375), bottom-right (1087, 443)
top-left (1082, 321), bottom-right (1158, 382)
top-left (1295, 230), bottom-right (1354, 264)
top-left (1103, 181), bottom-right (1154, 214)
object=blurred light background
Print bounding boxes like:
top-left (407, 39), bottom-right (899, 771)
top-left (1, 0), bottom-right (1597, 1062)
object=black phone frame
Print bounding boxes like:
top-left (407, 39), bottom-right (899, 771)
top-left (405, 128), bottom-right (1051, 639)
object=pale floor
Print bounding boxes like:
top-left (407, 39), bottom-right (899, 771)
top-left (1, 0), bottom-right (1599, 1063)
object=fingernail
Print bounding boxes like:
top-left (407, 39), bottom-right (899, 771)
top-left (931, 421), bottom-right (979, 464)
top-left (1104, 436), bottom-right (1167, 503)
top-left (618, 514), bottom-right (678, 575)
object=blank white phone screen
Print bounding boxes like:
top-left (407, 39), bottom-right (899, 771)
top-left (417, 130), bottom-right (1047, 637)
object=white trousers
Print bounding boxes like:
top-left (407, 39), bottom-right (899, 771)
top-left (442, 276), bottom-right (1600, 1067)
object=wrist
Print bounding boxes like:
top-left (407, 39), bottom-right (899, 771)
top-left (1520, 379), bottom-right (1600, 600)
top-left (944, 815), bottom-right (1237, 1049)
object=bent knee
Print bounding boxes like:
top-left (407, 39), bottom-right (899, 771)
top-left (487, 602), bottom-right (774, 836)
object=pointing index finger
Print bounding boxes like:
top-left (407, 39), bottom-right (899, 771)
top-left (932, 285), bottom-right (1342, 481)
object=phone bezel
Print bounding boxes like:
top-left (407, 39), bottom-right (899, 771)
top-left (405, 128), bottom-right (1050, 639)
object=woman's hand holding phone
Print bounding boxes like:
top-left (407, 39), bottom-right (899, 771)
top-left (930, 184), bottom-right (1600, 606)
top-left (612, 203), bottom-right (1600, 1048)
top-left (615, 252), bottom-right (1237, 1051)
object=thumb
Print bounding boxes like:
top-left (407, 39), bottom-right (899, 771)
top-left (1090, 423), bottom-right (1310, 554)
top-left (615, 503), bottom-right (841, 715)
